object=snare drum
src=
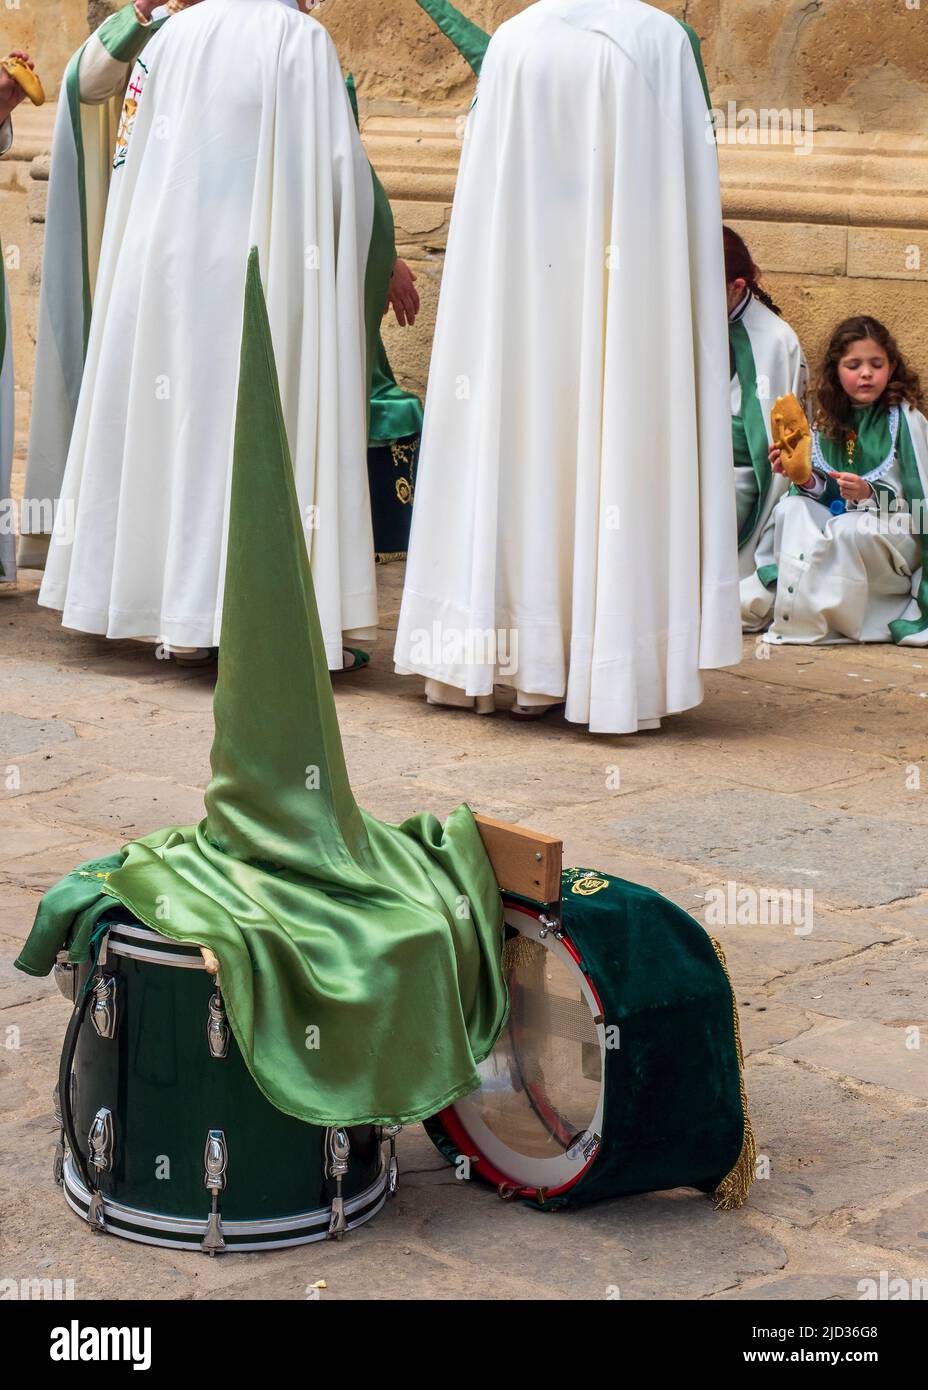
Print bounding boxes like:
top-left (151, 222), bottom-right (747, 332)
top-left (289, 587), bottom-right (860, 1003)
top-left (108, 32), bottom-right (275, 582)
top-left (425, 871), bottom-right (754, 1209)
top-left (53, 918), bottom-right (394, 1252)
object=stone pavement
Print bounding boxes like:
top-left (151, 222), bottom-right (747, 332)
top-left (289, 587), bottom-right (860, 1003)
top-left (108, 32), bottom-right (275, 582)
top-left (1, 564), bottom-right (926, 1301)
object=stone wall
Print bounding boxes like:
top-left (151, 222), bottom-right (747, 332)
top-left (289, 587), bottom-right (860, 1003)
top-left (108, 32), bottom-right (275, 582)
top-left (3, 0), bottom-right (928, 470)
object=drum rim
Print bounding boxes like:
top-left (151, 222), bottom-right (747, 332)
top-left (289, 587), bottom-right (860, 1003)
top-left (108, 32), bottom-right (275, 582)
top-left (106, 921), bottom-right (207, 969)
top-left (62, 1152), bottom-right (388, 1243)
top-left (443, 901), bottom-right (606, 1198)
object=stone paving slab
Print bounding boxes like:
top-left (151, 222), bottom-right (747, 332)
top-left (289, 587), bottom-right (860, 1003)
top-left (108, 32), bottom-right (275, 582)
top-left (610, 789), bottom-right (928, 909)
top-left (773, 1020), bottom-right (928, 1100)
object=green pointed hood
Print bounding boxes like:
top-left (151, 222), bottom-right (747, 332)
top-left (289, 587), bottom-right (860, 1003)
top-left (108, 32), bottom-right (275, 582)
top-left (204, 249), bottom-right (368, 870)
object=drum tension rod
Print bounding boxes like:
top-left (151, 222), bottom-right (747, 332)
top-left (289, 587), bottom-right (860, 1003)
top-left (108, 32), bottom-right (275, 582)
top-left (202, 1130), bottom-right (228, 1255)
top-left (382, 1125), bottom-right (401, 1196)
top-left (326, 1128), bottom-right (351, 1239)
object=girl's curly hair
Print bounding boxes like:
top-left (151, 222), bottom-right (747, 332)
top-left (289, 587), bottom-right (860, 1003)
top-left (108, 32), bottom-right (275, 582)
top-left (815, 316), bottom-right (923, 441)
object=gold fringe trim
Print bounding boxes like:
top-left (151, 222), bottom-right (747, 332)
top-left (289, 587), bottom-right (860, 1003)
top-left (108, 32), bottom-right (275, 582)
top-left (707, 934), bottom-right (757, 1210)
top-left (374, 550), bottom-right (407, 565)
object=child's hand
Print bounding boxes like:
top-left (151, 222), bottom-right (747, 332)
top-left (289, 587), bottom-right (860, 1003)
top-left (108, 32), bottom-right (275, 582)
top-left (769, 444), bottom-right (784, 473)
top-left (828, 470), bottom-right (873, 504)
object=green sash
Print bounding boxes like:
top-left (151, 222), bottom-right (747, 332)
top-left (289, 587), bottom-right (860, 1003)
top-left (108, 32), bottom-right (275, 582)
top-left (889, 413), bottom-right (928, 643)
top-left (729, 318), bottom-right (771, 548)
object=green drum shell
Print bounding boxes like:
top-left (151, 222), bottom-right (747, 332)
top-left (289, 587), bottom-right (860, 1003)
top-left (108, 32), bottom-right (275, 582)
top-left (66, 921), bottom-right (384, 1238)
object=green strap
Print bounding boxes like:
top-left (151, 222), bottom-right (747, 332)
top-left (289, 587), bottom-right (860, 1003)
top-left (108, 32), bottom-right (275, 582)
top-left (729, 320), bottom-right (771, 549)
top-left (415, 0), bottom-right (490, 76)
top-left (677, 19), bottom-right (711, 108)
top-left (66, 7), bottom-right (168, 351)
top-left (345, 71), bottom-right (360, 125)
top-left (889, 414), bottom-right (928, 642)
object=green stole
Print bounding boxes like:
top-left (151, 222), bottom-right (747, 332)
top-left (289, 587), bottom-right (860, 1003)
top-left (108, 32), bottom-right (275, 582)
top-left (16, 251), bottom-right (508, 1128)
top-left (66, 3), bottom-right (168, 350)
top-left (729, 316), bottom-right (772, 549)
top-left (344, 74), bottom-right (423, 445)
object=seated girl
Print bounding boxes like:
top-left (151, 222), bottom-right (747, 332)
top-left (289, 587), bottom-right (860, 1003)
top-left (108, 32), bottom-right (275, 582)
top-left (765, 316), bottom-right (928, 646)
top-left (724, 228), bottom-right (809, 632)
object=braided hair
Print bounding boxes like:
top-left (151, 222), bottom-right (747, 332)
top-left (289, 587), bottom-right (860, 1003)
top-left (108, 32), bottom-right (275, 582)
top-left (723, 226), bottom-right (782, 317)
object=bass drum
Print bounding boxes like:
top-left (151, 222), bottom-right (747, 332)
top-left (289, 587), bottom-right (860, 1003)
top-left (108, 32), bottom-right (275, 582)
top-left (425, 880), bottom-right (752, 1210)
top-left (53, 918), bottom-right (394, 1253)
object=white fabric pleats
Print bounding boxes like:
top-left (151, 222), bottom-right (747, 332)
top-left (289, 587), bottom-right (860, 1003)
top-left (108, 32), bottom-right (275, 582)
top-left (39, 0), bottom-right (377, 665)
top-left (394, 0), bottom-right (741, 733)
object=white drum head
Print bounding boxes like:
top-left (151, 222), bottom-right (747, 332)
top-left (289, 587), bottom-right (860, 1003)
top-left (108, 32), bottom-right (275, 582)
top-left (450, 906), bottom-right (606, 1192)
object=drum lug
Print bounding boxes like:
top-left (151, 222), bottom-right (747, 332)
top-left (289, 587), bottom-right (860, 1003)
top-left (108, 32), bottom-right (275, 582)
top-left (326, 1128), bottom-right (351, 1239)
top-left (537, 913), bottom-right (563, 941)
top-left (52, 1084), bottom-right (65, 1186)
top-left (89, 974), bottom-right (118, 1040)
top-left (88, 1106), bottom-right (115, 1173)
top-left (86, 1107), bottom-right (115, 1233)
top-left (206, 988), bottom-right (231, 1060)
top-left (201, 1129), bottom-right (228, 1256)
top-left (53, 953), bottom-right (78, 1004)
top-left (381, 1124), bottom-right (401, 1197)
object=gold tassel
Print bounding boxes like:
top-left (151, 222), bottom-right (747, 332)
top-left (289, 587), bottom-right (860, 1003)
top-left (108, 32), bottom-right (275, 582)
top-left (707, 935), bottom-right (757, 1210)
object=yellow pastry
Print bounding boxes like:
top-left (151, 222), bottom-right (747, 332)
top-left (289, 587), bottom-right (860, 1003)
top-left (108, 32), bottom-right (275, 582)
top-left (770, 392), bottom-right (812, 487)
top-left (1, 56), bottom-right (45, 107)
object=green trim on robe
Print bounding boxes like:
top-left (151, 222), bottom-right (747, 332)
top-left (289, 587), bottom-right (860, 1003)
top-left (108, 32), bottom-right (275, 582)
top-left (806, 404), bottom-right (895, 509)
top-left (97, 2), bottom-right (167, 63)
top-left (16, 251), bottom-right (509, 1129)
top-left (415, 0), bottom-right (490, 76)
top-left (729, 319), bottom-right (771, 549)
top-left (346, 71), bottom-right (424, 443)
top-left (889, 413), bottom-right (928, 642)
top-left (678, 19), bottom-right (711, 107)
top-left (815, 402), bottom-right (893, 477)
top-left (65, 6), bottom-right (168, 350)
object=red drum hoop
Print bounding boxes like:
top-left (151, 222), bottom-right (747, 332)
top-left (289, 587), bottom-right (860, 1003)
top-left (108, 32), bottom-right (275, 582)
top-left (432, 898), bottom-right (607, 1203)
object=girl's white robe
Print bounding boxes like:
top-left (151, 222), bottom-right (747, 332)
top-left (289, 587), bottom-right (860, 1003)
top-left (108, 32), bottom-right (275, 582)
top-left (393, 0), bottom-right (741, 734)
top-left (732, 295), bottom-right (808, 630)
top-left (765, 407), bottom-right (928, 646)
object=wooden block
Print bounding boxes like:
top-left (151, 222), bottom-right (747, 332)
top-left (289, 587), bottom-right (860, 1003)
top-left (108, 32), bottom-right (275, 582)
top-left (474, 815), bottom-right (562, 904)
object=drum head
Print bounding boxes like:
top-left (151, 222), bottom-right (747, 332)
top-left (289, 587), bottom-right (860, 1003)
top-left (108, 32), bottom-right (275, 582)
top-left (442, 905), bottom-right (605, 1194)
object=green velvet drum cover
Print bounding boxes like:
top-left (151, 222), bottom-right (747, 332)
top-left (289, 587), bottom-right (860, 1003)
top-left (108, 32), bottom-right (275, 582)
top-left (425, 869), bottom-right (755, 1210)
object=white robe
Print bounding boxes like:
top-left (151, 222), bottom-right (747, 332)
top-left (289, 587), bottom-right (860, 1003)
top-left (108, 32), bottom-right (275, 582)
top-left (393, 0), bottom-right (741, 734)
top-left (39, 0), bottom-right (377, 663)
top-left (731, 294), bottom-right (808, 631)
top-left (765, 407), bottom-right (928, 646)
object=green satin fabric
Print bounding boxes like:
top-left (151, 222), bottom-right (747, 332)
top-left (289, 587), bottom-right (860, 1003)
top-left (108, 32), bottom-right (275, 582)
top-left (369, 342), bottom-right (423, 446)
top-left (16, 250), bottom-right (508, 1127)
top-left (414, 0), bottom-right (490, 76)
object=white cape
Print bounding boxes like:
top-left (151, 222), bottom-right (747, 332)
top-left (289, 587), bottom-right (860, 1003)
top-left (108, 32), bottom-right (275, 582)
top-left (394, 0), bottom-right (741, 733)
top-left (40, 0), bottom-right (377, 662)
